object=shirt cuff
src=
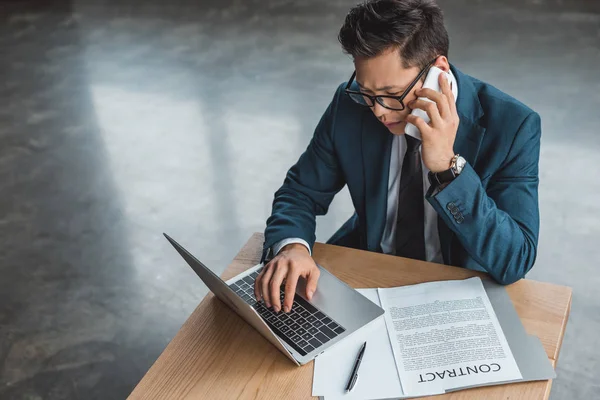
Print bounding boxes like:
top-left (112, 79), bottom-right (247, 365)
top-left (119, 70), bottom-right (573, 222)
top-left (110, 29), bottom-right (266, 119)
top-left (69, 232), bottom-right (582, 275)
top-left (272, 238), bottom-right (312, 257)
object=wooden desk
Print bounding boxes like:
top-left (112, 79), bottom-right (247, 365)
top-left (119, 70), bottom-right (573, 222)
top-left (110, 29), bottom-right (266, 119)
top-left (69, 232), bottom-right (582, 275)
top-left (129, 233), bottom-right (572, 400)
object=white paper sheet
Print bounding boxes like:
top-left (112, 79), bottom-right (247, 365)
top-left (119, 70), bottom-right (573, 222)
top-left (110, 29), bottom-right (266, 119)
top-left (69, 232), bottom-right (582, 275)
top-left (378, 277), bottom-right (522, 396)
top-left (312, 289), bottom-right (404, 399)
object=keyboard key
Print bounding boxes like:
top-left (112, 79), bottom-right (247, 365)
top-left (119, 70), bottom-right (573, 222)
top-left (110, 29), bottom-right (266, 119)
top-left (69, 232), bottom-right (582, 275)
top-left (258, 305), bottom-right (269, 313)
top-left (268, 316), bottom-right (279, 324)
top-left (274, 321), bottom-right (285, 329)
top-left (297, 340), bottom-right (308, 348)
top-left (304, 345), bottom-right (315, 353)
top-left (290, 334), bottom-right (301, 343)
top-left (296, 328), bottom-right (307, 336)
top-left (306, 315), bottom-right (317, 323)
top-left (315, 332), bottom-right (330, 344)
top-left (297, 317), bottom-right (307, 325)
top-left (300, 310), bottom-right (311, 318)
top-left (302, 322), bottom-right (312, 330)
top-left (328, 322), bottom-right (339, 330)
top-left (281, 326), bottom-right (291, 334)
top-left (264, 320), bottom-right (306, 356)
top-left (295, 305), bottom-right (307, 313)
top-left (243, 276), bottom-right (254, 285)
top-left (309, 338), bottom-right (321, 348)
top-left (308, 327), bottom-right (319, 335)
top-left (302, 333), bottom-right (312, 340)
top-left (250, 271), bottom-right (259, 279)
top-left (299, 298), bottom-right (319, 314)
top-left (230, 283), bottom-right (240, 290)
top-left (290, 313), bottom-right (301, 321)
top-left (320, 325), bottom-right (336, 339)
top-left (315, 311), bottom-right (326, 320)
top-left (322, 317), bottom-right (332, 324)
top-left (290, 323), bottom-right (300, 331)
top-left (284, 319), bottom-right (295, 327)
top-left (280, 314), bottom-right (290, 322)
top-left (242, 295), bottom-right (251, 302)
top-left (313, 320), bottom-right (324, 328)
top-left (334, 326), bottom-right (345, 334)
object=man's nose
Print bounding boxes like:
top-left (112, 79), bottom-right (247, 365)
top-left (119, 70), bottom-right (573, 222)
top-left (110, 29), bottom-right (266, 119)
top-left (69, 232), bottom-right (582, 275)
top-left (372, 101), bottom-right (392, 119)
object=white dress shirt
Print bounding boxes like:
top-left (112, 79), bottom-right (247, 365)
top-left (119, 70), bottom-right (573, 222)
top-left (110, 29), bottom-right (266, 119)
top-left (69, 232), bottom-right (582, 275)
top-left (273, 71), bottom-right (459, 264)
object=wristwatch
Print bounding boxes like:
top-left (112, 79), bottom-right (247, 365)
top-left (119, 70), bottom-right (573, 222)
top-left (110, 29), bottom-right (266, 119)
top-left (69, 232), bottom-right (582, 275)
top-left (428, 154), bottom-right (466, 187)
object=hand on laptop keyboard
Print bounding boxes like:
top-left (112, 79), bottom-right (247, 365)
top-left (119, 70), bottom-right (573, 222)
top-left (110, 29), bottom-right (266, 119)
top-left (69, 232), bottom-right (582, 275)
top-left (254, 243), bottom-right (320, 313)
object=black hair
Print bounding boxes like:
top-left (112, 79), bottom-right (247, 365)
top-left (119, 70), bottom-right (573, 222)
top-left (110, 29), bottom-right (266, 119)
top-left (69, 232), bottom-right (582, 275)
top-left (338, 0), bottom-right (449, 69)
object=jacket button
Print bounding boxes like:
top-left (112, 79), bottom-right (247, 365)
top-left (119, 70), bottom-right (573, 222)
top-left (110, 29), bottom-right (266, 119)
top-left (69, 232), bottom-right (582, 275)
top-left (446, 202), bottom-right (456, 211)
top-left (456, 214), bottom-right (464, 224)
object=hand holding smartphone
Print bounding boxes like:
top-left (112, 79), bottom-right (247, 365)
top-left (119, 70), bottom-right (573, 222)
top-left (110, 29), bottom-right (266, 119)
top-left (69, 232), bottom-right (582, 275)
top-left (405, 66), bottom-right (458, 140)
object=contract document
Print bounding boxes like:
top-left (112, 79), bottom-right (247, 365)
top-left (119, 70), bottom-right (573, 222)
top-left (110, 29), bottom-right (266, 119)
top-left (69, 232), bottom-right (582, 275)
top-left (378, 277), bottom-right (522, 395)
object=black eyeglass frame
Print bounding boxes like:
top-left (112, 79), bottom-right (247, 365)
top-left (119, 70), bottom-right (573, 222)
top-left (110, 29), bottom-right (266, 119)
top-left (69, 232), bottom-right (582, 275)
top-left (344, 58), bottom-right (438, 111)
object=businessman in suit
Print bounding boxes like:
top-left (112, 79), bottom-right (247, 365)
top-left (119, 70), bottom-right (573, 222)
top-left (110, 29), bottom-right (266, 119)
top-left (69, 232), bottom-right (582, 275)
top-left (255, 0), bottom-right (541, 313)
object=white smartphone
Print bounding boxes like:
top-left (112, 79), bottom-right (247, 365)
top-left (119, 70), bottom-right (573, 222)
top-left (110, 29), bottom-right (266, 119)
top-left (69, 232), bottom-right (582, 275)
top-left (405, 66), bottom-right (458, 140)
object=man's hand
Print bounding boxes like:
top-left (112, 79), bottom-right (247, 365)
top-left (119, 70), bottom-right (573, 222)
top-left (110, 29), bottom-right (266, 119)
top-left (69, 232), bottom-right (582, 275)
top-left (254, 243), bottom-right (320, 313)
top-left (405, 72), bottom-right (459, 173)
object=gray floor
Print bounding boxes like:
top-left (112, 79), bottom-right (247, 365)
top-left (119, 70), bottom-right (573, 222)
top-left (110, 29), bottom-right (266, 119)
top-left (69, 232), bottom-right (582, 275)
top-left (0, 0), bottom-right (598, 399)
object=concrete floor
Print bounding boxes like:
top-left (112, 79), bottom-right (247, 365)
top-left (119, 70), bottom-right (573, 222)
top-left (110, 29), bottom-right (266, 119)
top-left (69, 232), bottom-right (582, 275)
top-left (0, 0), bottom-right (598, 398)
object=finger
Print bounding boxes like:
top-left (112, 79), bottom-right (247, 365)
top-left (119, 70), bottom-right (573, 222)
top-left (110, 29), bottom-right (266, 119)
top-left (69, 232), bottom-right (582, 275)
top-left (409, 99), bottom-right (442, 127)
top-left (254, 266), bottom-right (265, 302)
top-left (283, 269), bottom-right (300, 312)
top-left (304, 265), bottom-right (320, 300)
top-left (415, 88), bottom-right (449, 120)
top-left (438, 73), bottom-right (455, 116)
top-left (405, 114), bottom-right (432, 136)
top-left (269, 263), bottom-right (288, 312)
top-left (260, 262), bottom-right (275, 307)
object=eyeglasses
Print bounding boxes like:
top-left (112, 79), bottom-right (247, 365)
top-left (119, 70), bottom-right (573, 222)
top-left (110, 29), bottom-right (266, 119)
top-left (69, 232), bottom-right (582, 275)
top-left (344, 58), bottom-right (437, 111)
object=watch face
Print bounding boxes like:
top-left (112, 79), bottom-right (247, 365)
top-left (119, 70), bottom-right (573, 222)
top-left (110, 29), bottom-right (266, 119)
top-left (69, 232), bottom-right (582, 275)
top-left (455, 156), bottom-right (466, 173)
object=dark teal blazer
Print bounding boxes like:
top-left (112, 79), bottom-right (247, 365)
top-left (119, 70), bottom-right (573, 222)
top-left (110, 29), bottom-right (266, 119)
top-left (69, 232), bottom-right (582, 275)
top-left (263, 65), bottom-right (541, 285)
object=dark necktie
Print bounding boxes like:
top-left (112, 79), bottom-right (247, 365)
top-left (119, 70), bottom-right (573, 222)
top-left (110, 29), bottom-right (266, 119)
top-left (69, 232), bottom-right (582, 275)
top-left (395, 135), bottom-right (426, 261)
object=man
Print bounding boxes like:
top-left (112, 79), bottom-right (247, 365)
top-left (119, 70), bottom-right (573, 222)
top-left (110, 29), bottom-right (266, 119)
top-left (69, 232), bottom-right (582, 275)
top-left (255, 0), bottom-right (541, 313)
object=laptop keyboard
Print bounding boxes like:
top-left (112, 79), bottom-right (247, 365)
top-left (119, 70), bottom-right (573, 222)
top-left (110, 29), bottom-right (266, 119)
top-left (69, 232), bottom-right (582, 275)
top-left (229, 269), bottom-right (346, 356)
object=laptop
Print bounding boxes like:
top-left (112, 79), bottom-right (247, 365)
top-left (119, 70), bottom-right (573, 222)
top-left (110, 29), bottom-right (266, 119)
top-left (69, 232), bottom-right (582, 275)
top-left (164, 233), bottom-right (384, 365)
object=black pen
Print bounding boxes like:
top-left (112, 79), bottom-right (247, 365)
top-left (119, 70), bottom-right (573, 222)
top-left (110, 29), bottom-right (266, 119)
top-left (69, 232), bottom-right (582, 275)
top-left (345, 341), bottom-right (367, 393)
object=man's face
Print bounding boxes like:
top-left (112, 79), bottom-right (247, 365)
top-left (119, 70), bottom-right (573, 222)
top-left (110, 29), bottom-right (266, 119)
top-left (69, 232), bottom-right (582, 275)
top-left (353, 49), bottom-right (427, 136)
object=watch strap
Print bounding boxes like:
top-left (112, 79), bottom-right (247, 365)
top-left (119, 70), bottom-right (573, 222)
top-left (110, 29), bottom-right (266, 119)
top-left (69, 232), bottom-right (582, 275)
top-left (428, 168), bottom-right (457, 187)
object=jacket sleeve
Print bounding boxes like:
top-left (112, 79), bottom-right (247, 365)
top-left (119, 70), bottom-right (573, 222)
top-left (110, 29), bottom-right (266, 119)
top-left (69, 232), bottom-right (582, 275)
top-left (426, 112), bottom-right (541, 284)
top-left (262, 86), bottom-right (346, 261)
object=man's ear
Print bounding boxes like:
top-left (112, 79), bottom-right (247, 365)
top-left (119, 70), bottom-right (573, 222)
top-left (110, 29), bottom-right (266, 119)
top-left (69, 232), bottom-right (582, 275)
top-left (434, 55), bottom-right (450, 72)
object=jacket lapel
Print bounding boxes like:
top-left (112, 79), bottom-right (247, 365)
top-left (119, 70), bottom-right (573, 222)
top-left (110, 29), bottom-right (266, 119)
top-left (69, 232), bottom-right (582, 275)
top-left (361, 110), bottom-right (393, 252)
